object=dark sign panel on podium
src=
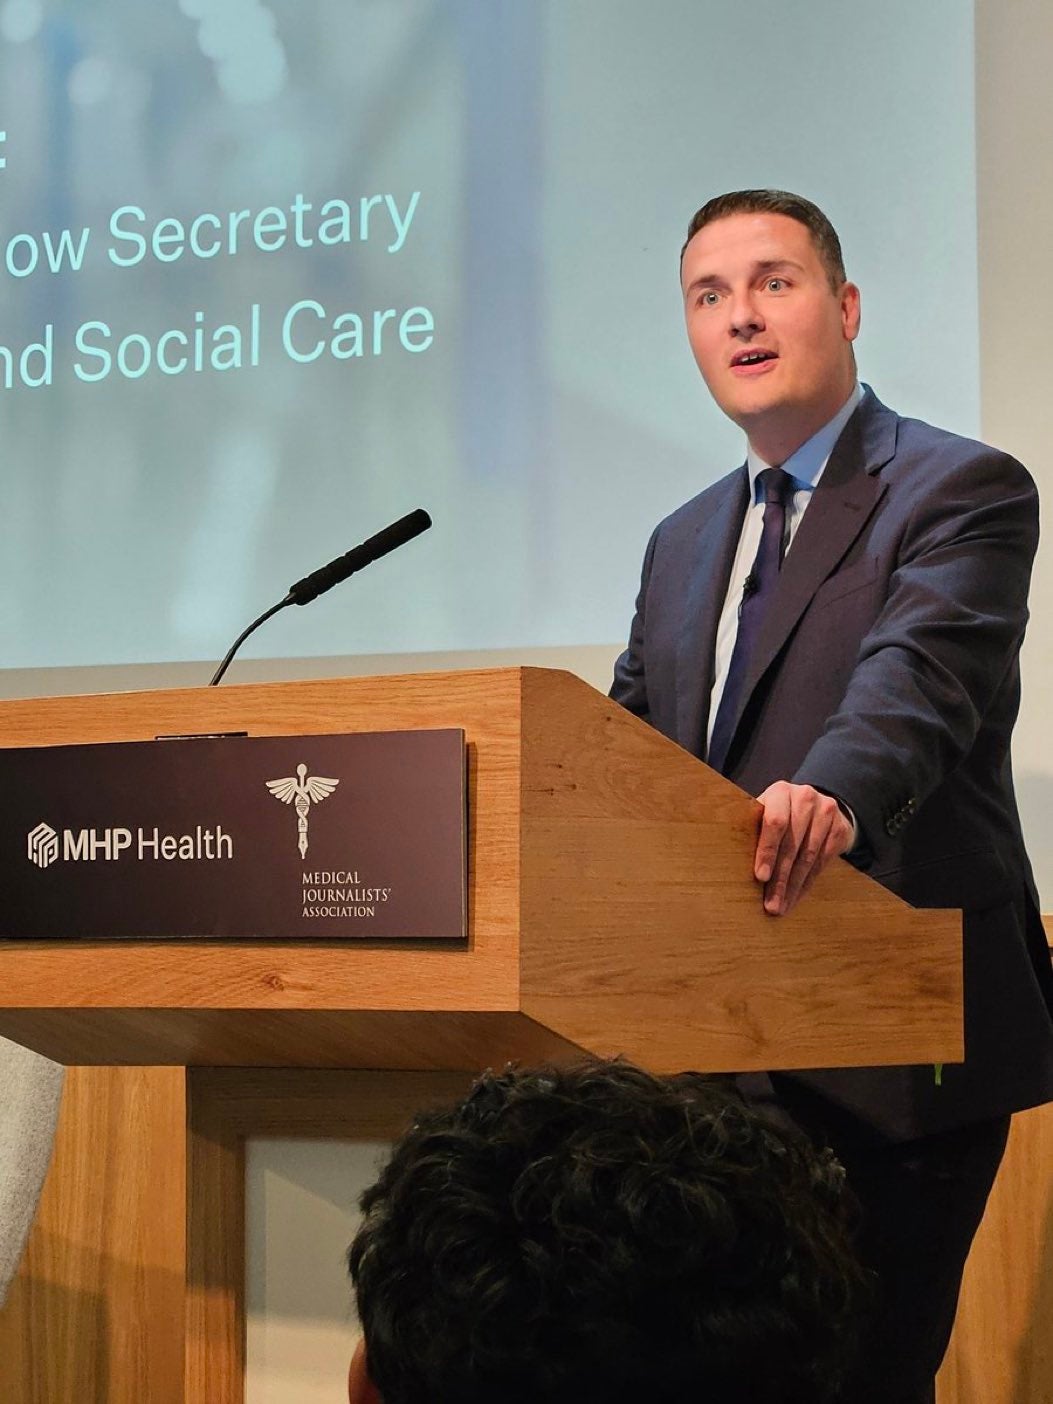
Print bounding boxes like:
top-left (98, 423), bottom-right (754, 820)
top-left (0, 729), bottom-right (466, 940)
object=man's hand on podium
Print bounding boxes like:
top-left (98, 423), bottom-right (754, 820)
top-left (753, 782), bottom-right (854, 917)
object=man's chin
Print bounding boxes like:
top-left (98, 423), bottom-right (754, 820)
top-left (718, 392), bottom-right (789, 435)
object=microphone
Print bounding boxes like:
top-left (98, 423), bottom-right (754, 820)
top-left (288, 508), bottom-right (431, 605)
top-left (742, 571), bottom-right (760, 599)
top-left (208, 508), bottom-right (432, 686)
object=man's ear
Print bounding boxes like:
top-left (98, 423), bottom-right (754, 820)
top-left (348, 1338), bottom-right (383, 1404)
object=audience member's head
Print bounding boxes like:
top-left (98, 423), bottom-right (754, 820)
top-left (348, 1059), bottom-right (865, 1404)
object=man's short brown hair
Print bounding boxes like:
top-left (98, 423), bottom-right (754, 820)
top-left (682, 189), bottom-right (847, 291)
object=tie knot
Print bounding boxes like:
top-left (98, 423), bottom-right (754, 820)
top-left (758, 466), bottom-right (794, 507)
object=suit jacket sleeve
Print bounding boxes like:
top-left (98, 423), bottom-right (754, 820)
top-left (611, 523), bottom-right (659, 723)
top-left (793, 446), bottom-right (1038, 852)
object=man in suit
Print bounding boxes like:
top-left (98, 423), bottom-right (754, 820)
top-left (611, 189), bottom-right (1053, 1403)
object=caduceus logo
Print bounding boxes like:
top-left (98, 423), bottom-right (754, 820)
top-left (265, 763), bottom-right (340, 858)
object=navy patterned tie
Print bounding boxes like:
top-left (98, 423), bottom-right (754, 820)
top-left (707, 466), bottom-right (794, 774)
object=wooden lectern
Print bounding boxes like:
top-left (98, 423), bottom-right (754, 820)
top-left (0, 668), bottom-right (963, 1403)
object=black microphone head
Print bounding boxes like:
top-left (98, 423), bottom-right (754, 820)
top-left (375, 508), bottom-right (431, 554)
top-left (287, 508), bottom-right (432, 606)
top-left (344, 508), bottom-right (432, 574)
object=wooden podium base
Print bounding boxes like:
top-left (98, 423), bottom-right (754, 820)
top-left (0, 1065), bottom-right (472, 1404)
top-left (0, 1067), bottom-right (185, 1404)
top-left (0, 1065), bottom-right (1050, 1404)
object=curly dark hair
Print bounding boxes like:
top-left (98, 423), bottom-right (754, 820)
top-left (348, 1060), bottom-right (866, 1404)
top-left (681, 189), bottom-right (847, 292)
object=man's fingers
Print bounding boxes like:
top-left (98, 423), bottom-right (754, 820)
top-left (756, 783), bottom-right (810, 908)
top-left (778, 810), bottom-right (832, 913)
top-left (755, 784), bottom-right (854, 915)
top-left (778, 818), bottom-right (845, 914)
top-left (754, 782), bottom-right (792, 883)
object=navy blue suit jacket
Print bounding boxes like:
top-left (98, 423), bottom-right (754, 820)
top-left (612, 388), bottom-right (1053, 1141)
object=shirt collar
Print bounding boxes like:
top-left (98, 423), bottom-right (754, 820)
top-left (746, 381), bottom-right (863, 500)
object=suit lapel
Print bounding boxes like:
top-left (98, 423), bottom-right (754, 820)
top-left (729, 390), bottom-right (899, 755)
top-left (675, 467), bottom-right (749, 755)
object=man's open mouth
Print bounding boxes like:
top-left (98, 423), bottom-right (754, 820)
top-left (732, 350), bottom-right (778, 367)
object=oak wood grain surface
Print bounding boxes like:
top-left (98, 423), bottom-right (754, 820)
top-left (0, 1066), bottom-right (186, 1404)
top-left (517, 669), bottom-right (962, 1071)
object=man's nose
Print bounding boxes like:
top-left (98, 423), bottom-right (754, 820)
top-left (728, 290), bottom-right (764, 337)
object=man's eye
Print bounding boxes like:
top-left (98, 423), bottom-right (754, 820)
top-left (766, 278), bottom-right (786, 292)
top-left (698, 290), bottom-right (720, 307)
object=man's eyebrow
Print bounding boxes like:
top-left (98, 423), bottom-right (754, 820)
top-left (754, 258), bottom-right (806, 275)
top-left (683, 257), bottom-right (807, 296)
top-left (683, 271), bottom-right (726, 296)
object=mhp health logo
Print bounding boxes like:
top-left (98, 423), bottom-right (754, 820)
top-left (27, 822), bottom-right (59, 869)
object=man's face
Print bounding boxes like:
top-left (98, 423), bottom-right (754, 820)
top-left (680, 212), bottom-right (860, 449)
